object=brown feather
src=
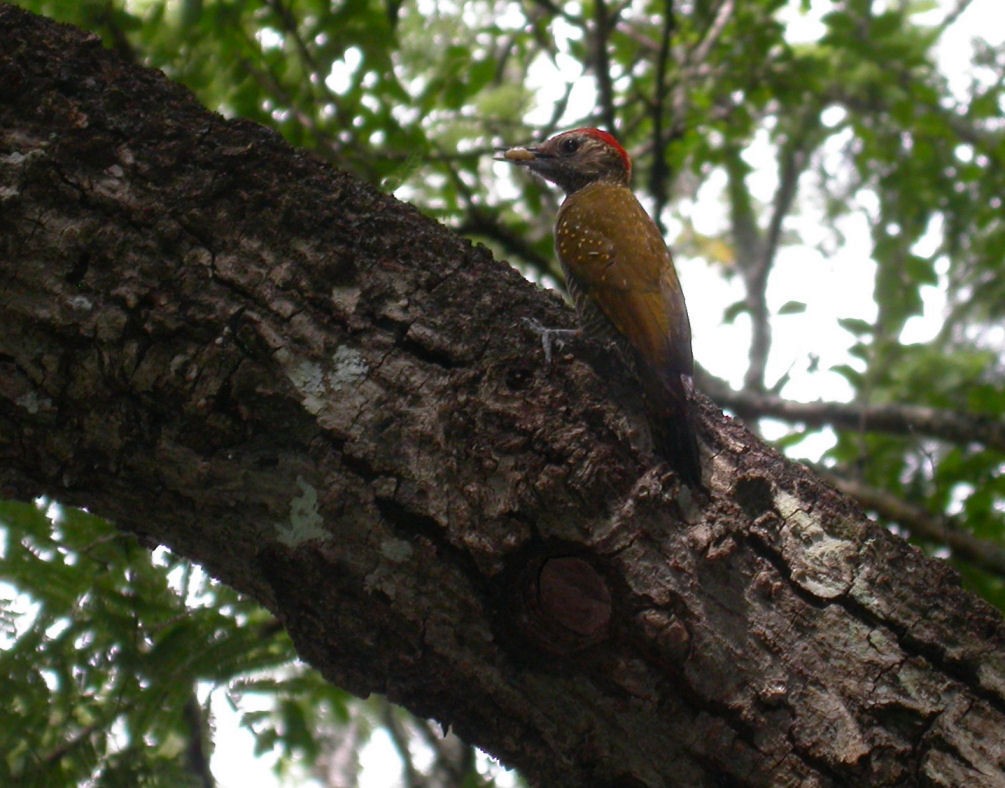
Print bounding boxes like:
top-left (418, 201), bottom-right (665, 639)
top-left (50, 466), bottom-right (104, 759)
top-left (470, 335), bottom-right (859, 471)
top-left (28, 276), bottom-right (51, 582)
top-left (556, 182), bottom-right (701, 486)
top-left (502, 128), bottom-right (702, 486)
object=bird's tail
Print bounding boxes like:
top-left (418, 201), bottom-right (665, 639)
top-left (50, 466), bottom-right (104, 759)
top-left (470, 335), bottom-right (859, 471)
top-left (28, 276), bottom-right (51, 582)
top-left (639, 368), bottom-right (703, 489)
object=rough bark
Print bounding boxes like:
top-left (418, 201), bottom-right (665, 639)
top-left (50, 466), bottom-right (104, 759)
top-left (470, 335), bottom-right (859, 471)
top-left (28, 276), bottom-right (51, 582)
top-left (2, 7), bottom-right (1004, 786)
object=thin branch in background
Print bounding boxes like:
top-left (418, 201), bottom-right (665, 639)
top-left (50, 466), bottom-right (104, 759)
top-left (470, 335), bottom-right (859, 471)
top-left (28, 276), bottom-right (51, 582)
top-left (524, 3), bottom-right (570, 73)
top-left (315, 713), bottom-right (361, 788)
top-left (431, 138), bottom-right (558, 275)
top-left (647, 0), bottom-right (676, 234)
top-left (687, 0), bottom-right (735, 71)
top-left (385, 0), bottom-right (404, 29)
top-left (412, 718), bottom-right (472, 785)
top-left (723, 145), bottom-right (770, 394)
top-left (41, 721), bottom-right (104, 767)
top-left (529, 0), bottom-right (580, 25)
top-left (592, 0), bottom-right (619, 134)
top-left (230, 7), bottom-right (348, 160)
top-left (182, 693), bottom-right (214, 788)
top-left (236, 54), bottom-right (344, 163)
top-left (744, 151), bottom-right (791, 391)
top-left (95, 4), bottom-right (138, 63)
top-left (933, 0), bottom-right (976, 35)
top-left (543, 81), bottom-right (575, 137)
top-left (821, 471), bottom-right (1005, 580)
top-left (763, 111), bottom-right (817, 275)
top-left (721, 100), bottom-right (819, 396)
top-left (702, 376), bottom-right (1005, 452)
top-left (380, 700), bottom-right (423, 788)
top-left (263, 0), bottom-right (346, 124)
top-left (668, 0), bottom-right (736, 138)
top-left (491, 29), bottom-right (521, 84)
top-left (459, 208), bottom-right (557, 275)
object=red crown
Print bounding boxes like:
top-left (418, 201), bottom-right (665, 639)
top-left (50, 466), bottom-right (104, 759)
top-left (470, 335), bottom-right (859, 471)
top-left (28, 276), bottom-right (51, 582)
top-left (569, 128), bottom-right (631, 177)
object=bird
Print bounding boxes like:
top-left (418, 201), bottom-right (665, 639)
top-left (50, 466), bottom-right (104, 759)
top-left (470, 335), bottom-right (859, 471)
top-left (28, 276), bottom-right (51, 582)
top-left (499, 127), bottom-right (702, 487)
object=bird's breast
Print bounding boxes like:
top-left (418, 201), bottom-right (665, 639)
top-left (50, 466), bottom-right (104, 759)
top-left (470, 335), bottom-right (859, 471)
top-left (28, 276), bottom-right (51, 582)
top-left (553, 181), bottom-right (693, 376)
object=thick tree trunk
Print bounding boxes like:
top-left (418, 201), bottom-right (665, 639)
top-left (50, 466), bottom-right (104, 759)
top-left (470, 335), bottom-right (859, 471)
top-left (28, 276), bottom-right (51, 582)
top-left (2, 7), bottom-right (1004, 785)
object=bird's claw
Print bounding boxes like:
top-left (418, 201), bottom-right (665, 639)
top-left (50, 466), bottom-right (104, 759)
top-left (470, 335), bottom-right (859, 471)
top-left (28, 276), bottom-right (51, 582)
top-left (521, 318), bottom-right (579, 365)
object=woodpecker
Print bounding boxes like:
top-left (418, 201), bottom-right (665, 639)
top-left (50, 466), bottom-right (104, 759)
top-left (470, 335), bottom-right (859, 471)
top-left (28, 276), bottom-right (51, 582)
top-left (500, 128), bottom-right (701, 487)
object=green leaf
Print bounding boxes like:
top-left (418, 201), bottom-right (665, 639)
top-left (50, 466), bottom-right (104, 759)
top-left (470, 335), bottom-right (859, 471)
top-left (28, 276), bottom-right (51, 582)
top-left (723, 299), bottom-right (749, 324)
top-left (777, 300), bottom-right (806, 315)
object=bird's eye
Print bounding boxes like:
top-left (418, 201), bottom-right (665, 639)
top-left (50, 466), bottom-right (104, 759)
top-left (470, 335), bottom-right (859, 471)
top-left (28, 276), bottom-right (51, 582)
top-left (560, 137), bottom-right (581, 154)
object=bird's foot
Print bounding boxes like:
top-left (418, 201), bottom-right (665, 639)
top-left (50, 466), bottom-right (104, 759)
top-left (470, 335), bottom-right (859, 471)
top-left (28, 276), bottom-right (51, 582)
top-left (521, 318), bottom-right (580, 365)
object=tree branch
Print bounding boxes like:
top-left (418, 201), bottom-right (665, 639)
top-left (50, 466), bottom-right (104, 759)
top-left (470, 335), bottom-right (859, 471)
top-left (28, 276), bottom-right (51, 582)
top-left (592, 0), bottom-right (619, 134)
top-left (688, 0), bottom-right (735, 70)
top-left (934, 0), bottom-right (976, 35)
top-left (381, 701), bottom-right (421, 788)
top-left (724, 145), bottom-right (770, 393)
top-left (3, 7), bottom-right (1005, 785)
top-left (182, 693), bottom-right (215, 788)
top-left (263, 0), bottom-right (346, 123)
top-left (763, 108), bottom-right (818, 281)
top-left (703, 379), bottom-right (1005, 452)
top-left (647, 0), bottom-right (676, 234)
top-left (821, 471), bottom-right (1005, 580)
top-left (457, 207), bottom-right (557, 277)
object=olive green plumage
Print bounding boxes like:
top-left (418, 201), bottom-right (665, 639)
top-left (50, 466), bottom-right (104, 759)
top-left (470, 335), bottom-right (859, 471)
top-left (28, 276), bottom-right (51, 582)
top-left (503, 128), bottom-right (701, 487)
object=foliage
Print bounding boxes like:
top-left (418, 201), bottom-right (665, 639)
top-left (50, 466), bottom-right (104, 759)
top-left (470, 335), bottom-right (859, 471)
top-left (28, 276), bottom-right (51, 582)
top-left (0, 500), bottom-right (503, 784)
top-left (5, 0), bottom-right (1005, 780)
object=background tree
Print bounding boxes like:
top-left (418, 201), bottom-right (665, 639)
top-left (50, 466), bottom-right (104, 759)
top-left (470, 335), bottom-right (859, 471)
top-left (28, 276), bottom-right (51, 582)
top-left (3, 0), bottom-right (1004, 784)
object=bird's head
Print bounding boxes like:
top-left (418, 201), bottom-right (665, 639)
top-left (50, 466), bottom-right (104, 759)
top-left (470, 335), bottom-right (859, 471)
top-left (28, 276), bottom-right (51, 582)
top-left (498, 128), bottom-right (632, 195)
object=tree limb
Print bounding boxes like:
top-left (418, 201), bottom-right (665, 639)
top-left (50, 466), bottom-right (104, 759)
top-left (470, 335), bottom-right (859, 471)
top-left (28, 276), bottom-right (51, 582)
top-left (592, 0), bottom-right (619, 134)
top-left (820, 472), bottom-right (1005, 580)
top-left (703, 379), bottom-right (1005, 452)
top-left (688, 0), bottom-right (735, 70)
top-left (3, 7), bottom-right (1005, 785)
top-left (763, 108), bottom-right (818, 284)
top-left (646, 1), bottom-right (675, 218)
top-left (724, 145), bottom-right (771, 393)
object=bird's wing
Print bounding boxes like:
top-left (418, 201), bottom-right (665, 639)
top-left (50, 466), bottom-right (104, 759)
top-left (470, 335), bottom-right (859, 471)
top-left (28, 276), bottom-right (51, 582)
top-left (556, 184), bottom-right (693, 377)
